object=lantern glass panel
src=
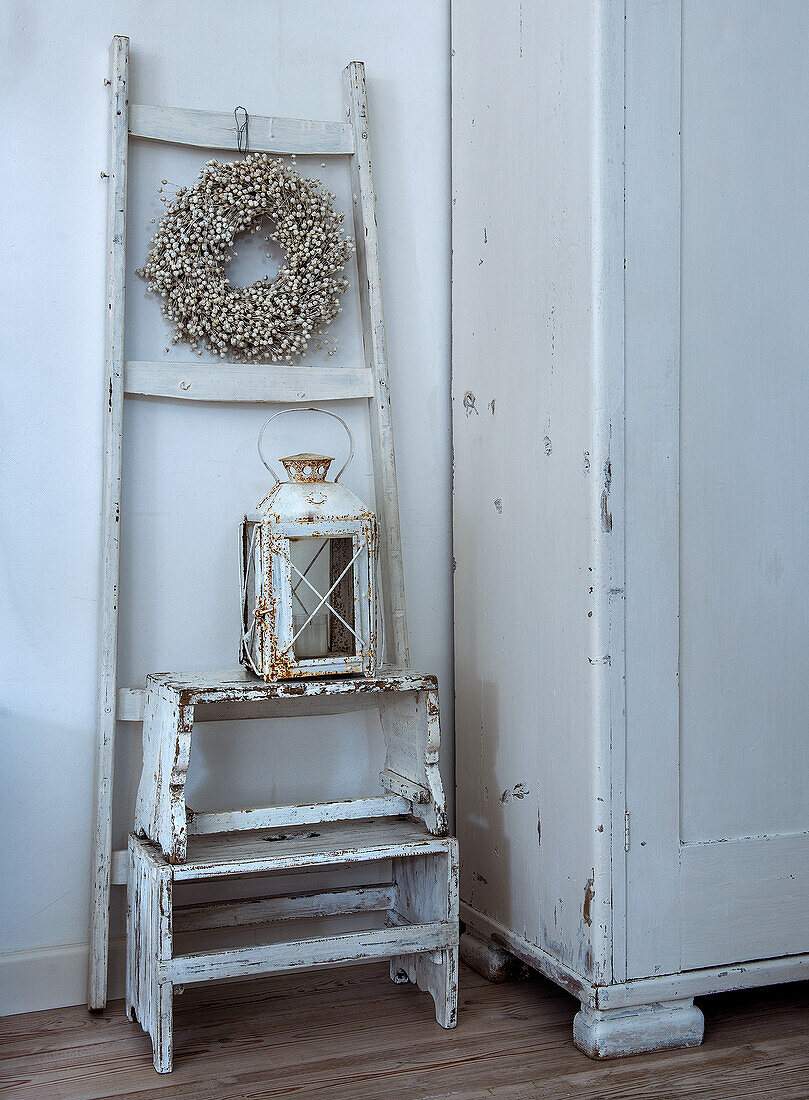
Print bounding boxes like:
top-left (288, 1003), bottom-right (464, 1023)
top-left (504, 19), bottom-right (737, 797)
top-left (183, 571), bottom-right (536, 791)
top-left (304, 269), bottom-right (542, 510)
top-left (289, 536), bottom-right (357, 660)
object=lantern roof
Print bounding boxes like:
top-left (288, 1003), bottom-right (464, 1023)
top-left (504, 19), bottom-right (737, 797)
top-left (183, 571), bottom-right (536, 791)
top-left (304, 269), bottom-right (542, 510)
top-left (250, 479), bottom-right (376, 527)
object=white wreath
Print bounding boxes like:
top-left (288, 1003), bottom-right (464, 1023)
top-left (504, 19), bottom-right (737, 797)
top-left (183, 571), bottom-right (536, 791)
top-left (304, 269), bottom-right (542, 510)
top-left (137, 152), bottom-right (353, 363)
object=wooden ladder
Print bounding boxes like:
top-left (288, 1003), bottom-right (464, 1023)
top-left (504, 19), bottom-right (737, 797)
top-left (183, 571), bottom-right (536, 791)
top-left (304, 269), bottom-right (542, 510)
top-left (89, 35), bottom-right (410, 1009)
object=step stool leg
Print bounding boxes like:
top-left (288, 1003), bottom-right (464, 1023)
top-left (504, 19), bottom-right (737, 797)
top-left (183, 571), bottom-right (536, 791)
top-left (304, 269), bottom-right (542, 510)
top-left (135, 685), bottom-right (194, 862)
top-left (149, 861), bottom-right (174, 1072)
top-left (128, 835), bottom-right (175, 1073)
top-left (391, 842), bottom-right (459, 1028)
top-left (391, 948), bottom-right (459, 1028)
top-left (125, 840), bottom-right (135, 1022)
top-left (152, 982), bottom-right (174, 1074)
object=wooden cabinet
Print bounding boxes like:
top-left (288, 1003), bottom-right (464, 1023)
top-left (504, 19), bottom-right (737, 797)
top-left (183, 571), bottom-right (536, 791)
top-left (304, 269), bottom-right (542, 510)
top-left (452, 0), bottom-right (809, 1057)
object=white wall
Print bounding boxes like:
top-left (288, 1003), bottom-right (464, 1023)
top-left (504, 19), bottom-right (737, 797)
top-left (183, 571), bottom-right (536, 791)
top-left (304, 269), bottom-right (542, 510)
top-left (0, 0), bottom-right (451, 1015)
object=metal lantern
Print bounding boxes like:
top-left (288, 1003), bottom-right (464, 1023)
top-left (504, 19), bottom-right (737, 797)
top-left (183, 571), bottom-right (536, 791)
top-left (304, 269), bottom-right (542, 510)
top-left (240, 408), bottom-right (379, 680)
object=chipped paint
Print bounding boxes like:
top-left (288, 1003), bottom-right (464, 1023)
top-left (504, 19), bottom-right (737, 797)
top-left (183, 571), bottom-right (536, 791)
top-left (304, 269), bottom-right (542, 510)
top-left (583, 874), bottom-right (595, 927)
top-left (500, 783), bottom-right (529, 804)
top-left (601, 458), bottom-right (612, 532)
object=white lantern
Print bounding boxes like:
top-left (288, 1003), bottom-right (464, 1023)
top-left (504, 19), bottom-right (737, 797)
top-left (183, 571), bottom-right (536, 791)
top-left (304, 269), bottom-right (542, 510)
top-left (240, 408), bottom-right (379, 680)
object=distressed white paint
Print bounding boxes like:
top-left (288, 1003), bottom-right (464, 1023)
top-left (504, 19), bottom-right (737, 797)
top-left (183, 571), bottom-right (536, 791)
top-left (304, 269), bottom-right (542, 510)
top-left (676, 3), bottom-right (809, 838)
top-left (128, 104), bottom-right (355, 155)
top-left (174, 883), bottom-right (396, 932)
top-left (88, 36), bottom-right (129, 1011)
top-left (388, 847), bottom-right (460, 1028)
top-left (127, 826), bottom-right (458, 1071)
top-left (124, 362), bottom-right (375, 402)
top-left (135, 670), bottom-right (448, 863)
top-left (452, 0), bottom-right (623, 1007)
top-left (344, 62), bottom-right (410, 669)
top-left (1, 1), bottom-right (451, 1016)
top-left (625, 0), bottom-right (809, 986)
top-left (453, 0), bottom-right (809, 1058)
top-left (573, 1000), bottom-right (704, 1061)
top-left (173, 817), bottom-right (451, 880)
top-left (89, 44), bottom-right (432, 1005)
top-left (460, 900), bottom-right (809, 1012)
top-left (186, 795), bottom-right (410, 835)
top-left (240, 475), bottom-right (378, 680)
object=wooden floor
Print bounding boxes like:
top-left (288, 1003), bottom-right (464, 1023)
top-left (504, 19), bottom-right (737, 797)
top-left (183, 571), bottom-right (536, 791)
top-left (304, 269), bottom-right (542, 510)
top-left (2, 964), bottom-right (808, 1099)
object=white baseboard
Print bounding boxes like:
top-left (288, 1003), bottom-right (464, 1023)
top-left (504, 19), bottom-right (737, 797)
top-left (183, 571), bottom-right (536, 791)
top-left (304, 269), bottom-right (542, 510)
top-left (0, 939), bottom-right (125, 1017)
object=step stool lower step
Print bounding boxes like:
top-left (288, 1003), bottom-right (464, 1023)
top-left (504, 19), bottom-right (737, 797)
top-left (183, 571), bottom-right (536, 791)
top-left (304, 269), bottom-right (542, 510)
top-left (127, 823), bottom-right (459, 1073)
top-left (168, 815), bottom-right (453, 880)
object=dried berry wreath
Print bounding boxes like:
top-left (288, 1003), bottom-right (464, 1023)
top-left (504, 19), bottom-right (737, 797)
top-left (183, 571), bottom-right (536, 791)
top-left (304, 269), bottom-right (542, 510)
top-left (137, 152), bottom-right (354, 363)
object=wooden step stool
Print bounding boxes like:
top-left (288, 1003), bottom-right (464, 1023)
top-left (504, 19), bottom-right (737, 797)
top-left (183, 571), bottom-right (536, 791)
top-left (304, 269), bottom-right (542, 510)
top-left (127, 668), bottom-right (458, 1072)
top-left (127, 820), bottom-right (459, 1072)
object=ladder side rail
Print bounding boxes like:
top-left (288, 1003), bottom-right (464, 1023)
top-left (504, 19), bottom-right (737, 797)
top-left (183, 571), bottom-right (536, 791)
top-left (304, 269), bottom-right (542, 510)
top-left (88, 33), bottom-right (130, 1011)
top-left (343, 62), bottom-right (410, 669)
top-left (129, 103), bottom-right (355, 155)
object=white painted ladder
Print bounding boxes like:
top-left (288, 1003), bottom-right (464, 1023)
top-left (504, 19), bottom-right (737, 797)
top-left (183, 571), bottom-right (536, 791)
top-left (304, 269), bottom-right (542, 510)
top-left (89, 36), bottom-right (410, 1009)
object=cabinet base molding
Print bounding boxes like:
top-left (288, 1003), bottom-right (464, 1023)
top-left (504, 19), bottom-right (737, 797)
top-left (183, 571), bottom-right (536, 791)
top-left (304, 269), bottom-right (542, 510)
top-left (573, 1000), bottom-right (705, 1060)
top-left (459, 930), bottom-right (529, 984)
top-left (462, 902), bottom-right (809, 1009)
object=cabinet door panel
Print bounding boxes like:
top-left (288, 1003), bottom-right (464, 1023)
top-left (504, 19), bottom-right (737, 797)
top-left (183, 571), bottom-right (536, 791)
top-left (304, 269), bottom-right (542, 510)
top-left (678, 0), bottom-right (809, 844)
top-left (681, 836), bottom-right (809, 970)
top-left (626, 0), bottom-right (809, 980)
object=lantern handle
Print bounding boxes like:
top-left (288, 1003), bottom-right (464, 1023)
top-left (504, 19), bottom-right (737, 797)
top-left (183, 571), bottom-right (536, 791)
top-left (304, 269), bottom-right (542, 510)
top-left (256, 407), bottom-right (355, 485)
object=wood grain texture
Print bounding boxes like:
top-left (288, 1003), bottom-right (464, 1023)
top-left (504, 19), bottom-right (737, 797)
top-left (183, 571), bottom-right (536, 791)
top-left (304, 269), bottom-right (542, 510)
top-left (129, 104), bottom-right (355, 155)
top-left (125, 830), bottom-right (458, 1072)
top-left (131, 670), bottom-right (448, 864)
top-left (143, 667), bottom-right (436, 706)
top-left (124, 361), bottom-right (375, 403)
top-left (343, 62), bottom-right (409, 668)
top-left (164, 922), bottom-right (455, 985)
top-left (172, 818), bottom-right (453, 882)
top-left (3, 966), bottom-right (808, 1097)
top-left (186, 795), bottom-right (411, 835)
top-left (173, 884), bottom-right (396, 933)
top-left (452, 0), bottom-right (623, 992)
top-left (88, 34), bottom-right (129, 1011)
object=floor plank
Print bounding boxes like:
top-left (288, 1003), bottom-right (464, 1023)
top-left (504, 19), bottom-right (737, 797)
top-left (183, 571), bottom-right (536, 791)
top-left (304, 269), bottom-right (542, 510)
top-left (1, 965), bottom-right (807, 1098)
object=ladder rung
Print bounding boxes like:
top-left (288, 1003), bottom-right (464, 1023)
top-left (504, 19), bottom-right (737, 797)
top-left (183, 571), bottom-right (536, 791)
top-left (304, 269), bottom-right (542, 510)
top-left (124, 361), bottom-right (375, 403)
top-left (129, 104), bottom-right (355, 155)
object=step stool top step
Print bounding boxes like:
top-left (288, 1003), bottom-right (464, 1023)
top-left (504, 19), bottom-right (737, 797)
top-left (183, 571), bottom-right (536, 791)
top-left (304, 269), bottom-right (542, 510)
top-left (146, 667), bottom-right (438, 706)
top-left (160, 817), bottom-right (455, 881)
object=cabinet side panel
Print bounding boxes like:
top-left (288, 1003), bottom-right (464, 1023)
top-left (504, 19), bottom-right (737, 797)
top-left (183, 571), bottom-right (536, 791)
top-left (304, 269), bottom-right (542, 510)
top-left (452, 0), bottom-right (622, 984)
